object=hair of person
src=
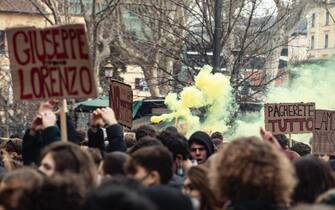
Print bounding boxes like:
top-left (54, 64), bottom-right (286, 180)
top-left (86, 147), bottom-right (103, 167)
top-left (1, 139), bottom-right (23, 155)
top-left (164, 126), bottom-right (178, 133)
top-left (157, 130), bottom-right (189, 160)
top-left (0, 187), bottom-right (33, 210)
top-left (40, 142), bottom-right (97, 188)
top-left (135, 125), bottom-right (157, 141)
top-left (293, 156), bottom-right (335, 204)
top-left (34, 173), bottom-right (87, 210)
top-left (102, 152), bottom-right (129, 176)
top-left (316, 189), bottom-right (335, 206)
top-left (291, 142), bottom-right (311, 157)
top-left (124, 132), bottom-right (137, 148)
top-left (274, 134), bottom-right (289, 149)
top-left (290, 204), bottom-right (335, 210)
top-left (0, 149), bottom-right (22, 172)
top-left (210, 132), bottom-right (223, 140)
top-left (82, 181), bottom-right (156, 210)
top-left (126, 145), bottom-right (173, 184)
top-left (209, 136), bottom-right (296, 207)
top-left (9, 134), bottom-right (22, 139)
top-left (0, 168), bottom-right (44, 210)
top-left (128, 136), bottom-right (162, 154)
top-left (76, 129), bottom-right (86, 144)
top-left (1, 167), bottom-right (44, 191)
top-left (187, 166), bottom-right (221, 210)
top-left (100, 175), bottom-right (145, 194)
top-left (144, 185), bottom-right (193, 210)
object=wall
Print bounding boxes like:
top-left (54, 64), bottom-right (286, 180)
top-left (307, 6), bottom-right (335, 59)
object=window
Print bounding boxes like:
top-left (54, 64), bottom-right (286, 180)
top-left (135, 78), bottom-right (148, 91)
top-left (0, 31), bottom-right (5, 54)
top-left (312, 13), bottom-right (315, 27)
top-left (326, 11), bottom-right (330, 25)
top-left (128, 10), bottom-right (137, 17)
top-left (325, 34), bottom-right (329, 48)
top-left (135, 78), bottom-right (141, 89)
top-left (311, 35), bottom-right (315, 49)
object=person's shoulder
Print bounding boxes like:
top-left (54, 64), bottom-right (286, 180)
top-left (167, 174), bottom-right (184, 189)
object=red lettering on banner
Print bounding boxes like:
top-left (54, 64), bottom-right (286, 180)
top-left (268, 118), bottom-right (314, 133)
top-left (79, 67), bottom-right (92, 94)
top-left (69, 29), bottom-right (77, 59)
top-left (33, 30), bottom-right (47, 62)
top-left (7, 24), bottom-right (97, 100)
top-left (51, 28), bottom-right (61, 60)
top-left (67, 67), bottom-right (78, 95)
top-left (77, 28), bottom-right (88, 59)
top-left (18, 69), bottom-right (32, 99)
top-left (12, 27), bottom-right (90, 64)
top-left (40, 67), bottom-right (51, 97)
top-left (28, 31), bottom-right (36, 63)
top-left (49, 67), bottom-right (60, 97)
top-left (112, 86), bottom-right (121, 119)
top-left (17, 66), bottom-right (93, 99)
top-left (61, 29), bottom-right (69, 59)
top-left (31, 67), bottom-right (42, 97)
top-left (109, 81), bottom-right (133, 128)
top-left (13, 31), bottom-right (29, 65)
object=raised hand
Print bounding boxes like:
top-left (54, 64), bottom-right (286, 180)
top-left (38, 100), bottom-right (59, 114)
top-left (95, 107), bottom-right (118, 126)
top-left (42, 111), bottom-right (57, 129)
top-left (90, 111), bottom-right (105, 127)
top-left (30, 114), bottom-right (43, 135)
top-left (260, 127), bottom-right (281, 149)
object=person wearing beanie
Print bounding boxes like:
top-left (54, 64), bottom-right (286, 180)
top-left (188, 131), bottom-right (214, 165)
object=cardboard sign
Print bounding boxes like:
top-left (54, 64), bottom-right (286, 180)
top-left (109, 80), bottom-right (133, 128)
top-left (313, 110), bottom-right (335, 155)
top-left (6, 24), bottom-right (97, 100)
top-left (264, 102), bottom-right (315, 134)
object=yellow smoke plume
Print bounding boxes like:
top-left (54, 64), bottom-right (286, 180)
top-left (150, 65), bottom-right (234, 135)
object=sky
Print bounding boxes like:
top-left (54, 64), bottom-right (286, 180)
top-left (255, 0), bottom-right (277, 17)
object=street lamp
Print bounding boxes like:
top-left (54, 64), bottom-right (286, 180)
top-left (104, 63), bottom-right (114, 78)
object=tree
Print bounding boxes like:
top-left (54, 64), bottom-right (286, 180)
top-left (110, 0), bottom-right (195, 96)
top-left (107, 0), bottom-right (316, 100)
top-left (28, 0), bottom-right (317, 100)
top-left (161, 0), bottom-right (317, 101)
top-left (0, 62), bottom-right (37, 137)
top-left (28, 0), bottom-right (121, 93)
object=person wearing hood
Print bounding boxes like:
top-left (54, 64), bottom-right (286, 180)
top-left (188, 131), bottom-right (215, 164)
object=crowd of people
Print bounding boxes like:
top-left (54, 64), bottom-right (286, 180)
top-left (0, 101), bottom-right (335, 210)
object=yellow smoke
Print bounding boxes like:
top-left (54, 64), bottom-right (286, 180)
top-left (150, 65), bottom-right (234, 135)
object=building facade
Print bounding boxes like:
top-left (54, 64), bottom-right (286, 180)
top-left (306, 4), bottom-right (335, 59)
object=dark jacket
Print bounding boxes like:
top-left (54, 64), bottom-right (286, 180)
top-left (168, 174), bottom-right (184, 190)
top-left (22, 126), bottom-right (61, 165)
top-left (226, 202), bottom-right (286, 210)
top-left (56, 114), bottom-right (80, 144)
top-left (144, 185), bottom-right (193, 210)
top-left (87, 124), bottom-right (126, 154)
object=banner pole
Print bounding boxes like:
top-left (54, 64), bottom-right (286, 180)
top-left (289, 133), bottom-right (292, 148)
top-left (60, 99), bottom-right (68, 142)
